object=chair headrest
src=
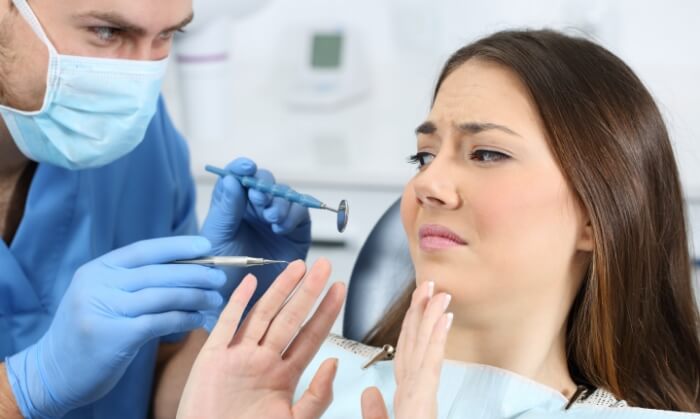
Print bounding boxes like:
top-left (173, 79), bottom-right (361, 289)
top-left (343, 197), bottom-right (415, 341)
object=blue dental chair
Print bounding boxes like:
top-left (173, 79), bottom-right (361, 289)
top-left (343, 198), bottom-right (415, 341)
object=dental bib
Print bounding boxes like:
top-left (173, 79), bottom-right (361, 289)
top-left (295, 335), bottom-right (699, 418)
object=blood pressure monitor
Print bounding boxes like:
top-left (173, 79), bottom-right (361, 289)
top-left (287, 27), bottom-right (370, 108)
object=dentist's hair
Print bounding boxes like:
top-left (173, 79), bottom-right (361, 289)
top-left (365, 29), bottom-right (700, 412)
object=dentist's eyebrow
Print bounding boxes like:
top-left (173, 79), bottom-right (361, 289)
top-left (163, 13), bottom-right (194, 33)
top-left (72, 11), bottom-right (194, 35)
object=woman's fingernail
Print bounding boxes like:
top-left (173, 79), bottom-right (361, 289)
top-left (445, 312), bottom-right (454, 330)
top-left (329, 358), bottom-right (339, 377)
top-left (443, 294), bottom-right (452, 310)
top-left (427, 281), bottom-right (435, 298)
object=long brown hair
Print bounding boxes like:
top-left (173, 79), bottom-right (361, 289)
top-left (364, 29), bottom-right (700, 412)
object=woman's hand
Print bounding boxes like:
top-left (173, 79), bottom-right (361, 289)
top-left (361, 281), bottom-right (453, 419)
top-left (177, 259), bottom-right (346, 419)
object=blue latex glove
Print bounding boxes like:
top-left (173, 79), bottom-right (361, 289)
top-left (5, 236), bottom-right (226, 418)
top-left (200, 157), bottom-right (311, 316)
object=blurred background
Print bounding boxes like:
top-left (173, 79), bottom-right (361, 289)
top-left (160, 0), bottom-right (700, 328)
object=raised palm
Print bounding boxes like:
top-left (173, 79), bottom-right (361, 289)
top-left (178, 259), bottom-right (345, 419)
top-left (361, 281), bottom-right (453, 419)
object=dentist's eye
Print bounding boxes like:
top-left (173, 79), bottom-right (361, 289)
top-left (89, 26), bottom-right (123, 43)
top-left (159, 29), bottom-right (185, 41)
top-left (470, 149), bottom-right (510, 163)
top-left (408, 152), bottom-right (435, 169)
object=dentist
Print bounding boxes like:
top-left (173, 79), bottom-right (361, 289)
top-left (0, 0), bottom-right (310, 418)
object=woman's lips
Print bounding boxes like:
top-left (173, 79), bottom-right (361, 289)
top-left (418, 224), bottom-right (467, 251)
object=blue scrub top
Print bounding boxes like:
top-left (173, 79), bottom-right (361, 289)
top-left (0, 97), bottom-right (198, 418)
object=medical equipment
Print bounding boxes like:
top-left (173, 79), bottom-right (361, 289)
top-left (286, 25), bottom-right (370, 109)
top-left (205, 165), bottom-right (350, 233)
top-left (174, 0), bottom-right (273, 143)
top-left (171, 256), bottom-right (287, 267)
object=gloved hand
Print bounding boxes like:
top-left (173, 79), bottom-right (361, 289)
top-left (200, 157), bottom-right (312, 318)
top-left (5, 236), bottom-right (226, 418)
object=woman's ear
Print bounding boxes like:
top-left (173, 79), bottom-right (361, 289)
top-left (576, 220), bottom-right (594, 252)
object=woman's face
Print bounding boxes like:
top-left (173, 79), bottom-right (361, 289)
top-left (401, 59), bottom-right (592, 324)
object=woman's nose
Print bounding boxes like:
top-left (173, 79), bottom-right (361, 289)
top-left (413, 159), bottom-right (461, 210)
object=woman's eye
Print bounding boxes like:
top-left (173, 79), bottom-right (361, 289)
top-left (470, 149), bottom-right (510, 163)
top-left (90, 26), bottom-right (122, 43)
top-left (407, 152), bottom-right (435, 169)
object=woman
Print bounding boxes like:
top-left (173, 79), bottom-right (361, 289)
top-left (176, 29), bottom-right (700, 417)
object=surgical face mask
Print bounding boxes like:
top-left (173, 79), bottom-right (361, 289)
top-left (0, 0), bottom-right (169, 170)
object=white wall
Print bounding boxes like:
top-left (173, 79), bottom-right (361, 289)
top-left (161, 1), bottom-right (700, 328)
top-left (164, 0), bottom-right (700, 193)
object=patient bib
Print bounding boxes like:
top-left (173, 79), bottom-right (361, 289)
top-left (295, 335), bottom-right (699, 418)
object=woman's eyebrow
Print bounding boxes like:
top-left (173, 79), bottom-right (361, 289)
top-left (415, 121), bottom-right (437, 135)
top-left (414, 121), bottom-right (521, 137)
top-left (458, 122), bottom-right (521, 137)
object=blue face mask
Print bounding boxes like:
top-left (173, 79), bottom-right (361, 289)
top-left (0, 0), bottom-right (169, 170)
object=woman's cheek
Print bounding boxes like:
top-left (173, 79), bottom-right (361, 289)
top-left (400, 182), bottom-right (419, 237)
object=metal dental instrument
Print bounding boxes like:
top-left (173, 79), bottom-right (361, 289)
top-left (171, 256), bottom-right (288, 267)
top-left (205, 164), bottom-right (350, 233)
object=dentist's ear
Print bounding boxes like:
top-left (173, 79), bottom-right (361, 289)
top-left (577, 220), bottom-right (594, 252)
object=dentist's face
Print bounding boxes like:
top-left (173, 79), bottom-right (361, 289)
top-left (0, 0), bottom-right (192, 111)
top-left (401, 59), bottom-right (592, 325)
